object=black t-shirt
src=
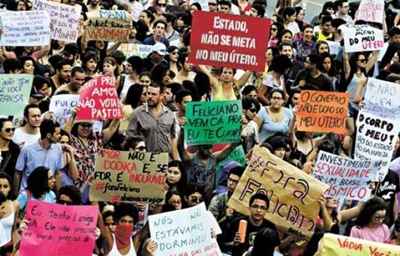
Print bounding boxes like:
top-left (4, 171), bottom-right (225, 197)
top-left (219, 215), bottom-right (278, 256)
top-left (294, 70), bottom-right (333, 91)
top-left (376, 169), bottom-right (400, 226)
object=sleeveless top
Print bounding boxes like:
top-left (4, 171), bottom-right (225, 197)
top-left (213, 82), bottom-right (237, 101)
top-left (0, 202), bottom-right (15, 247)
top-left (108, 235), bottom-right (137, 256)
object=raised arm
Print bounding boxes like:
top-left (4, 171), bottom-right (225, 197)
top-left (198, 65), bottom-right (219, 90)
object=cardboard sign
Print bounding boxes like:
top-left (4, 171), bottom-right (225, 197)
top-left (355, 0), bottom-right (385, 24)
top-left (90, 149), bottom-right (168, 203)
top-left (0, 74), bottom-right (33, 116)
top-left (148, 203), bottom-right (222, 256)
top-left (314, 233), bottom-right (400, 256)
top-left (313, 151), bottom-right (380, 201)
top-left (364, 78), bottom-right (400, 119)
top-left (185, 100), bottom-right (242, 146)
top-left (49, 94), bottom-right (80, 128)
top-left (228, 146), bottom-right (329, 237)
top-left (296, 90), bottom-right (349, 134)
top-left (86, 10), bottom-right (132, 42)
top-left (20, 200), bottom-right (98, 256)
top-left (0, 11), bottom-right (50, 46)
top-left (32, 0), bottom-right (81, 43)
top-left (188, 11), bottom-right (271, 72)
top-left (76, 76), bottom-right (122, 121)
top-left (355, 110), bottom-right (400, 181)
top-left (342, 25), bottom-right (384, 53)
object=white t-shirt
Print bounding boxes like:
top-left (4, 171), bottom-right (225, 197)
top-left (12, 127), bottom-right (40, 148)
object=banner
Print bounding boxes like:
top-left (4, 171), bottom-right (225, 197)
top-left (32, 0), bottom-right (81, 43)
top-left (20, 200), bottom-right (98, 256)
top-left (0, 11), bottom-right (50, 46)
top-left (355, 0), bottom-right (384, 24)
top-left (188, 11), bottom-right (271, 72)
top-left (314, 233), bottom-right (400, 256)
top-left (342, 25), bottom-right (384, 53)
top-left (364, 78), bottom-right (400, 119)
top-left (76, 76), bottom-right (122, 121)
top-left (228, 146), bottom-right (329, 237)
top-left (90, 149), bottom-right (168, 203)
top-left (149, 203), bottom-right (222, 256)
top-left (296, 90), bottom-right (348, 134)
top-left (355, 109), bottom-right (400, 181)
top-left (0, 74), bottom-right (33, 116)
top-left (313, 151), bottom-right (381, 201)
top-left (49, 94), bottom-right (80, 128)
top-left (185, 100), bottom-right (242, 145)
top-left (86, 10), bottom-right (132, 42)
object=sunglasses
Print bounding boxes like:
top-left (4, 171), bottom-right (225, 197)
top-left (58, 199), bottom-right (72, 205)
top-left (158, 3), bottom-right (166, 6)
top-left (4, 128), bottom-right (15, 133)
top-left (358, 59), bottom-right (367, 63)
top-left (249, 108), bottom-right (257, 113)
top-left (80, 123), bottom-right (92, 128)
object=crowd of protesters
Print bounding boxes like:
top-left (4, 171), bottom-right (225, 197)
top-left (1, 0), bottom-right (400, 255)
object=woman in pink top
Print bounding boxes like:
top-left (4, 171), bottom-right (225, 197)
top-left (350, 197), bottom-right (391, 243)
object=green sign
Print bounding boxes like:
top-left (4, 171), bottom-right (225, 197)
top-left (185, 100), bottom-right (242, 145)
top-left (0, 74), bottom-right (33, 116)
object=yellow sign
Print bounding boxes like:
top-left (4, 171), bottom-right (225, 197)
top-left (315, 233), bottom-right (400, 256)
top-left (90, 149), bottom-right (168, 203)
top-left (228, 146), bottom-right (328, 237)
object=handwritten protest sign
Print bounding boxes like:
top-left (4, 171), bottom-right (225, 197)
top-left (86, 10), bottom-right (132, 42)
top-left (228, 146), bottom-right (328, 237)
top-left (364, 78), bottom-right (400, 119)
top-left (355, 0), bottom-right (384, 24)
top-left (0, 75), bottom-right (33, 116)
top-left (49, 94), bottom-right (80, 128)
top-left (149, 203), bottom-right (222, 256)
top-left (118, 43), bottom-right (166, 58)
top-left (90, 149), bottom-right (168, 203)
top-left (185, 100), bottom-right (242, 145)
top-left (296, 90), bottom-right (349, 134)
top-left (313, 151), bottom-right (380, 201)
top-left (355, 109), bottom-right (400, 181)
top-left (20, 200), bottom-right (98, 256)
top-left (76, 76), bottom-right (122, 121)
top-left (188, 11), bottom-right (271, 72)
top-left (314, 233), bottom-right (400, 256)
top-left (32, 0), bottom-right (81, 43)
top-left (0, 11), bottom-right (50, 46)
top-left (342, 25), bottom-right (384, 53)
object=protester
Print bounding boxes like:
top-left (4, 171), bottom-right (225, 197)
top-left (1, 0), bottom-right (400, 255)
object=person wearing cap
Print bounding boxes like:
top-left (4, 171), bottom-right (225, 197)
top-left (143, 20), bottom-right (170, 48)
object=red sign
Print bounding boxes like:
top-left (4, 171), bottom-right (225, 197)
top-left (188, 11), bottom-right (271, 72)
top-left (76, 76), bottom-right (122, 121)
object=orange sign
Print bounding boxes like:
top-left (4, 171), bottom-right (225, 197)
top-left (296, 91), bottom-right (349, 134)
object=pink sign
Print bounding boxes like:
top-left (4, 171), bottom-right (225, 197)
top-left (76, 76), bottom-right (123, 121)
top-left (20, 201), bottom-right (98, 256)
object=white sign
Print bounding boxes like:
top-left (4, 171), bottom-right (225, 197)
top-left (49, 94), bottom-right (80, 128)
top-left (0, 11), bottom-right (50, 46)
top-left (33, 0), bottom-right (82, 43)
top-left (314, 151), bottom-right (380, 200)
top-left (355, 110), bottom-right (400, 181)
top-left (342, 25), bottom-right (384, 53)
top-left (355, 0), bottom-right (384, 24)
top-left (149, 203), bottom-right (222, 256)
top-left (364, 78), bottom-right (400, 119)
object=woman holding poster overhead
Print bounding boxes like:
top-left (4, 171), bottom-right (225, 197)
top-left (198, 65), bottom-right (252, 100)
top-left (343, 51), bottom-right (378, 115)
top-left (256, 89), bottom-right (293, 143)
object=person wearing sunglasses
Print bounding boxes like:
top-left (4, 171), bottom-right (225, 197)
top-left (350, 197), bottom-right (391, 243)
top-left (0, 119), bottom-right (19, 181)
top-left (241, 97), bottom-right (260, 153)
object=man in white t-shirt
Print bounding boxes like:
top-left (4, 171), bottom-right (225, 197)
top-left (13, 104), bottom-right (42, 148)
